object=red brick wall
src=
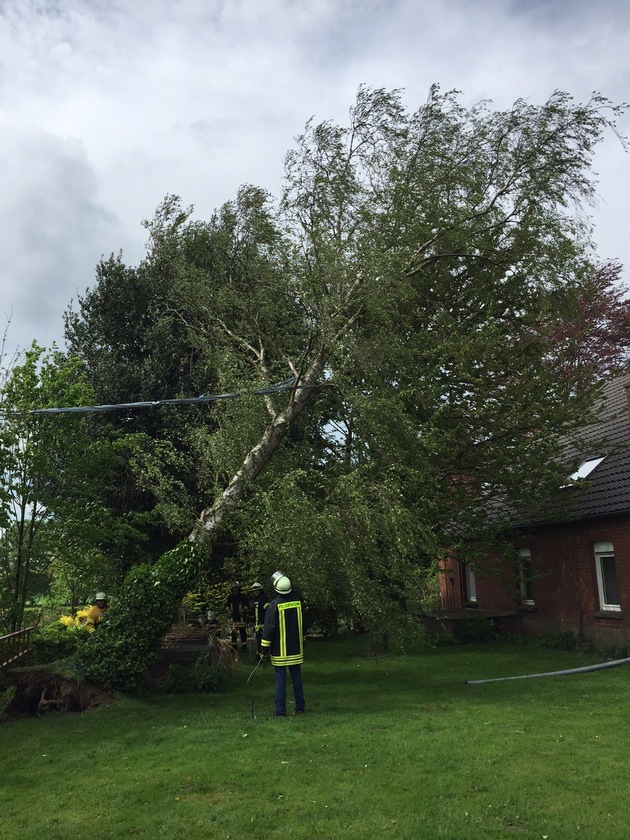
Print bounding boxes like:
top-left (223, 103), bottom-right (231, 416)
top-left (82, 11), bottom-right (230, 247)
top-left (440, 515), bottom-right (630, 647)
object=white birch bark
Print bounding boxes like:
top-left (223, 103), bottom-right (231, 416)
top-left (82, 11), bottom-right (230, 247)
top-left (190, 348), bottom-right (327, 540)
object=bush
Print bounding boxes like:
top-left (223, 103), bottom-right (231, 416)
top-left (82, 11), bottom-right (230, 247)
top-left (303, 605), bottom-right (339, 637)
top-left (23, 619), bottom-right (88, 665)
top-left (531, 632), bottom-right (596, 654)
top-left (500, 631), bottom-right (599, 655)
top-left (454, 616), bottom-right (499, 644)
top-left (161, 654), bottom-right (223, 694)
top-left (182, 577), bottom-right (230, 618)
top-left (601, 643), bottom-right (630, 661)
top-left (0, 685), bottom-right (16, 720)
top-left (75, 542), bottom-right (206, 693)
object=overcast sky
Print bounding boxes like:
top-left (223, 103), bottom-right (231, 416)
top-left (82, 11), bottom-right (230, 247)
top-left (1, 0), bottom-right (628, 361)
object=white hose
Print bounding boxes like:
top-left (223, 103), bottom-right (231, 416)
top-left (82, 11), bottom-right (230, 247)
top-left (466, 655), bottom-right (630, 684)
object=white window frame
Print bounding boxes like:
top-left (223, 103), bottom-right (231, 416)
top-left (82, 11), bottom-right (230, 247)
top-left (594, 540), bottom-right (621, 612)
top-left (518, 548), bottom-right (535, 605)
top-left (463, 563), bottom-right (477, 603)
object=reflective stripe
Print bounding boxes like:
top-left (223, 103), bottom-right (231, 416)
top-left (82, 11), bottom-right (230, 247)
top-left (270, 654), bottom-right (304, 666)
top-left (279, 605), bottom-right (287, 659)
top-left (274, 601), bottom-right (303, 664)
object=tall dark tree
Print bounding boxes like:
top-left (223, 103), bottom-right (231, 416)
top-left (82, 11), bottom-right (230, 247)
top-left (64, 200), bottom-right (226, 555)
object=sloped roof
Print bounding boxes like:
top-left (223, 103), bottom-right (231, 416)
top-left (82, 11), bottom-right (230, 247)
top-left (553, 373), bottom-right (630, 521)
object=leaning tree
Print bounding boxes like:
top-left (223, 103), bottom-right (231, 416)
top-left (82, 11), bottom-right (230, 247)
top-left (76, 86), bottom-right (628, 688)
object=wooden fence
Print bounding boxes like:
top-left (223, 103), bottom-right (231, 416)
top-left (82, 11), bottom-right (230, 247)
top-left (0, 626), bottom-right (36, 669)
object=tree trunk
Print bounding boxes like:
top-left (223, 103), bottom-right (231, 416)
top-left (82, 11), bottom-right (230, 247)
top-left (80, 351), bottom-right (328, 690)
top-left (190, 350), bottom-right (326, 541)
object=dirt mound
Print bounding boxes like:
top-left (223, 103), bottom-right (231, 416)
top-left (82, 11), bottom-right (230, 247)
top-left (2, 668), bottom-right (115, 719)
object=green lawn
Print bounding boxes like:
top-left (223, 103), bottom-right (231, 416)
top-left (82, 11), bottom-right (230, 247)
top-left (1, 636), bottom-right (629, 840)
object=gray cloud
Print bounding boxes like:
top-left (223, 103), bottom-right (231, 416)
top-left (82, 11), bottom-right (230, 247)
top-left (0, 128), bottom-right (125, 350)
top-left (0, 0), bottom-right (628, 356)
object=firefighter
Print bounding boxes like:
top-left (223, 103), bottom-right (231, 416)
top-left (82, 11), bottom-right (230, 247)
top-left (85, 592), bottom-right (109, 634)
top-left (226, 581), bottom-right (249, 652)
top-left (260, 573), bottom-right (305, 716)
top-left (250, 581), bottom-right (269, 656)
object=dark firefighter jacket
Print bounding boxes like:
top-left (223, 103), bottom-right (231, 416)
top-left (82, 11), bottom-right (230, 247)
top-left (260, 594), bottom-right (304, 666)
top-left (251, 594), bottom-right (269, 631)
top-left (226, 591), bottom-right (249, 626)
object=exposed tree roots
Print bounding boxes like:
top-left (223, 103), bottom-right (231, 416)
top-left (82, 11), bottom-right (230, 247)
top-left (1, 668), bottom-right (114, 720)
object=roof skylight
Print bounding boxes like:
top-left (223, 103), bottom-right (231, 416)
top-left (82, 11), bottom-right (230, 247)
top-left (569, 457), bottom-right (606, 481)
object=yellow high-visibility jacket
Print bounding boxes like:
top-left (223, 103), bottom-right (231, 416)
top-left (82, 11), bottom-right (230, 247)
top-left (85, 605), bottom-right (106, 633)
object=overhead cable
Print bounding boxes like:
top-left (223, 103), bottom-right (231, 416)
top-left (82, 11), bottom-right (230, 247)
top-left (8, 377), bottom-right (315, 417)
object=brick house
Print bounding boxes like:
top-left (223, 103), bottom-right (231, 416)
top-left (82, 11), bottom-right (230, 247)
top-left (437, 373), bottom-right (630, 648)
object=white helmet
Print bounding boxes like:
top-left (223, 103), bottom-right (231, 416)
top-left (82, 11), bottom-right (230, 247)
top-left (274, 575), bottom-right (292, 594)
top-left (250, 582), bottom-right (263, 591)
top-left (95, 592), bottom-right (107, 601)
top-left (271, 570), bottom-right (284, 585)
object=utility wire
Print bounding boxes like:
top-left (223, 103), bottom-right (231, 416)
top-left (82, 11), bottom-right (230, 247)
top-left (4, 377), bottom-right (316, 418)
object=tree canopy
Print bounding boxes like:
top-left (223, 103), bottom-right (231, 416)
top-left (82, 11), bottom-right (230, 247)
top-left (58, 85), bottom-right (629, 681)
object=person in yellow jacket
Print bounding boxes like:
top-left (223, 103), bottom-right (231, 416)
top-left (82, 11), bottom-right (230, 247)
top-left (260, 573), bottom-right (305, 716)
top-left (85, 592), bottom-right (109, 633)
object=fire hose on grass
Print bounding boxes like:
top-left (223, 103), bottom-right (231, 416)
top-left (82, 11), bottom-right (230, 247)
top-left (466, 655), bottom-right (630, 684)
top-left (247, 649), bottom-right (268, 719)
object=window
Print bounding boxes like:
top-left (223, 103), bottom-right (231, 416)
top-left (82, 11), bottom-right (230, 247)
top-left (594, 541), bottom-right (621, 612)
top-left (518, 548), bottom-right (535, 605)
top-left (569, 457), bottom-right (606, 481)
top-left (463, 563), bottom-right (477, 604)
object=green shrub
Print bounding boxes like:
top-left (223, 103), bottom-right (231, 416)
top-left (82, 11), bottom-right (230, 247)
top-left (161, 654), bottom-right (222, 694)
top-left (454, 616), bottom-right (498, 644)
top-left (500, 631), bottom-right (599, 655)
top-left (534, 632), bottom-right (594, 653)
top-left (75, 542), bottom-right (206, 693)
top-left (182, 578), bottom-right (232, 632)
top-left (601, 643), bottom-right (630, 660)
top-left (23, 619), bottom-right (88, 665)
top-left (303, 605), bottom-right (339, 637)
top-left (0, 685), bottom-right (16, 720)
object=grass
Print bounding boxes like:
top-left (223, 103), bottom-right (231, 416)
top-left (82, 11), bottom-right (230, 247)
top-left (1, 635), bottom-right (630, 839)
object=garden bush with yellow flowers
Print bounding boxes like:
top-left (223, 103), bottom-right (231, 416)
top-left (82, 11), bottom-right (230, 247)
top-left (25, 610), bottom-right (91, 665)
top-left (58, 608), bottom-right (91, 629)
